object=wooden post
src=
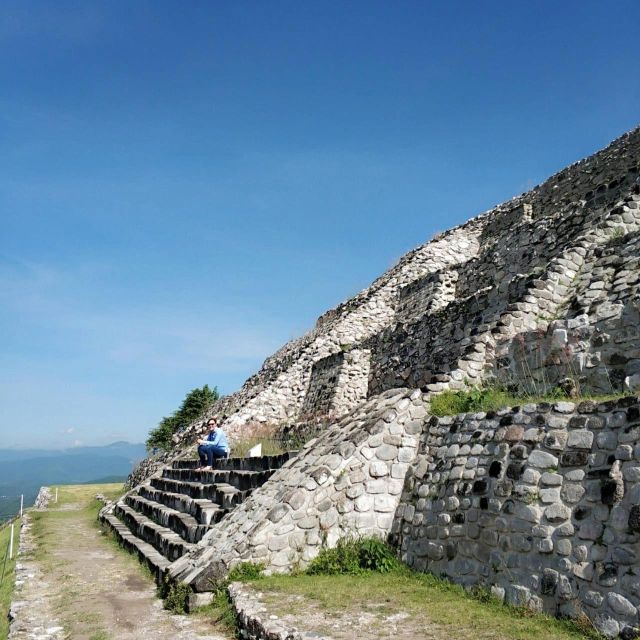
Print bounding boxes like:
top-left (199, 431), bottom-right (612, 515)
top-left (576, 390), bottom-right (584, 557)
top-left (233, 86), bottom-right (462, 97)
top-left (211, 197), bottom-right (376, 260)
top-left (55, 488), bottom-right (58, 503)
top-left (9, 523), bottom-right (14, 560)
top-left (19, 495), bottom-right (23, 518)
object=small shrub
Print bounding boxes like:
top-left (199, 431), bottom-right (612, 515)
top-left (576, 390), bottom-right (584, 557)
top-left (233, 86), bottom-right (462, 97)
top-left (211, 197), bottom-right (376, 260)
top-left (469, 585), bottom-right (497, 604)
top-left (306, 536), bottom-right (400, 575)
top-left (306, 537), bottom-right (361, 575)
top-left (227, 561), bottom-right (265, 582)
top-left (358, 537), bottom-right (400, 573)
top-left (208, 588), bottom-right (237, 631)
top-left (163, 580), bottom-right (192, 614)
top-left (607, 226), bottom-right (625, 244)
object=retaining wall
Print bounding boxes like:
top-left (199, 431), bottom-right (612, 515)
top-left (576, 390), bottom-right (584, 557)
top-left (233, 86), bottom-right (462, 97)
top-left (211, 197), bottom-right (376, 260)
top-left (393, 396), bottom-right (640, 638)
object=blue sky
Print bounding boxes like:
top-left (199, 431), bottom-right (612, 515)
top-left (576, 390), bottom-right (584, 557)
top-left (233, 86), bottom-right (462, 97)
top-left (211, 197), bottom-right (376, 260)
top-left (1, 1), bottom-right (639, 448)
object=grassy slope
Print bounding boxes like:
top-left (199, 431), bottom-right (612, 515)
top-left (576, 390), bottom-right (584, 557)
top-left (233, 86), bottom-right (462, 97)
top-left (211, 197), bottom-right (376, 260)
top-left (252, 571), bottom-right (601, 640)
top-left (0, 519), bottom-right (19, 640)
top-left (430, 388), bottom-right (632, 417)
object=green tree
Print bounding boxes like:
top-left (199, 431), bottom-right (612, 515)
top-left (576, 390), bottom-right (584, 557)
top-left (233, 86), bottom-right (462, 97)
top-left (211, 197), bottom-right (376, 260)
top-left (146, 384), bottom-right (219, 451)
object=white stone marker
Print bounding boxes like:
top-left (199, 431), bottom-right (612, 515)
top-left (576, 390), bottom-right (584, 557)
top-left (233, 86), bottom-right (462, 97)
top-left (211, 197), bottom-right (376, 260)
top-left (248, 443), bottom-right (262, 458)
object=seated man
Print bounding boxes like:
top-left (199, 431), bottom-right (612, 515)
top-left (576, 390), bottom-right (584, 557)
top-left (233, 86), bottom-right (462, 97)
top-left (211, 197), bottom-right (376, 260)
top-left (197, 417), bottom-right (230, 470)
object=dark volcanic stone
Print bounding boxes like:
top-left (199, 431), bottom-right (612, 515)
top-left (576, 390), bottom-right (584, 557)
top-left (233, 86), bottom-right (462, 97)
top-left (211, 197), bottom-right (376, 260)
top-left (473, 480), bottom-right (488, 494)
top-left (541, 569), bottom-right (558, 595)
top-left (601, 479), bottom-right (623, 505)
top-left (560, 451), bottom-right (589, 466)
top-left (621, 626), bottom-right (640, 640)
top-left (574, 506), bottom-right (591, 521)
top-left (506, 462), bottom-right (524, 480)
top-left (597, 564), bottom-right (618, 587)
top-left (627, 406), bottom-right (640, 422)
top-left (489, 461), bottom-right (502, 478)
top-left (577, 401), bottom-right (596, 414)
top-left (629, 505), bottom-right (640, 532)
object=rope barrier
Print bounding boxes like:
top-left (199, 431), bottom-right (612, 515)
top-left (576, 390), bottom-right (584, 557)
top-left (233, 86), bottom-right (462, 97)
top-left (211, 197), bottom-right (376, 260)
top-left (0, 516), bottom-right (18, 587)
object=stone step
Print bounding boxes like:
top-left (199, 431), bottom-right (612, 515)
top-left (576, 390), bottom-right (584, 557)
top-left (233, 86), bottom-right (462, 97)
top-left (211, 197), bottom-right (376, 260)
top-left (150, 477), bottom-right (249, 510)
top-left (138, 486), bottom-right (226, 526)
top-left (172, 451), bottom-right (295, 472)
top-left (161, 467), bottom-right (274, 491)
top-left (114, 501), bottom-right (195, 561)
top-left (101, 513), bottom-right (170, 581)
top-left (125, 493), bottom-right (212, 543)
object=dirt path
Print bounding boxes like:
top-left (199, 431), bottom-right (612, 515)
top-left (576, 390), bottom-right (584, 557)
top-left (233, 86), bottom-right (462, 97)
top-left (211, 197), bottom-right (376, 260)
top-left (8, 485), bottom-right (227, 640)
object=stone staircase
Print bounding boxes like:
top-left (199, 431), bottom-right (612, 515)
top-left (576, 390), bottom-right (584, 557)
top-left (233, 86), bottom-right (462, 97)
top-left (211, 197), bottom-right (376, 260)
top-left (100, 452), bottom-right (295, 581)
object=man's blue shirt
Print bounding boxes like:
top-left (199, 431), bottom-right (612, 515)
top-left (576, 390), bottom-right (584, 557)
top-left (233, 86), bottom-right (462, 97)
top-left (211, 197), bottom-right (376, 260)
top-left (206, 428), bottom-right (229, 452)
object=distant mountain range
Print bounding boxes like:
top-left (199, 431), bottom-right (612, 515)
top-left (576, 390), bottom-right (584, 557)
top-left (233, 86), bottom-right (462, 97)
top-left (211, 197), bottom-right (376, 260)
top-left (0, 441), bottom-right (146, 522)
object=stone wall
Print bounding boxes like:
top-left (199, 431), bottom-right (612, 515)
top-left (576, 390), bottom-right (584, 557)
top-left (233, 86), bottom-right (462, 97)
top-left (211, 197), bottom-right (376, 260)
top-left (392, 397), bottom-right (640, 639)
top-left (169, 389), bottom-right (426, 590)
top-left (395, 269), bottom-right (459, 323)
top-left (494, 230), bottom-right (640, 396)
top-left (301, 349), bottom-right (371, 417)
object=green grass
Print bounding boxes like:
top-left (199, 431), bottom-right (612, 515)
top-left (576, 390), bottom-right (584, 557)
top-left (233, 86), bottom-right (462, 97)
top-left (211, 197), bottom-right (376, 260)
top-left (0, 518), bottom-right (19, 640)
top-left (430, 386), bottom-right (634, 417)
top-left (208, 540), bottom-right (601, 639)
top-left (192, 589), bottom-right (238, 635)
top-left (29, 484), bottom-right (126, 567)
top-left (252, 571), bottom-right (602, 640)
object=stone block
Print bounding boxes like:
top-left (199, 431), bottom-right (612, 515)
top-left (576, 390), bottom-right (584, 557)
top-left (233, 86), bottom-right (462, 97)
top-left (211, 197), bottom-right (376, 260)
top-left (573, 562), bottom-right (594, 581)
top-left (567, 430), bottom-right (594, 449)
top-left (369, 460), bottom-right (389, 477)
top-left (527, 450), bottom-right (559, 468)
top-left (374, 494), bottom-right (397, 513)
top-left (608, 592), bottom-right (637, 618)
top-left (560, 483), bottom-right (586, 503)
top-left (539, 487), bottom-right (560, 503)
top-left (375, 444), bottom-right (398, 461)
top-left (505, 426), bottom-right (524, 442)
top-left (540, 472), bottom-right (563, 486)
top-left (578, 521), bottom-right (604, 541)
top-left (505, 585), bottom-right (530, 607)
top-left (560, 451), bottom-right (589, 466)
top-left (594, 613), bottom-right (620, 639)
top-left (544, 503), bottom-right (571, 523)
top-left (354, 495), bottom-right (373, 512)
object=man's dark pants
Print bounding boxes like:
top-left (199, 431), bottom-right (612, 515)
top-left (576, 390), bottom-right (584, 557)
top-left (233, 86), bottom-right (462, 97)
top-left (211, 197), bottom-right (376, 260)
top-left (197, 443), bottom-right (227, 467)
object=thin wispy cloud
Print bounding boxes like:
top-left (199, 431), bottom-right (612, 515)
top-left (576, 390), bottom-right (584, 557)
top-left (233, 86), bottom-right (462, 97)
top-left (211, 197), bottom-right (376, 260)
top-left (0, 257), bottom-right (282, 373)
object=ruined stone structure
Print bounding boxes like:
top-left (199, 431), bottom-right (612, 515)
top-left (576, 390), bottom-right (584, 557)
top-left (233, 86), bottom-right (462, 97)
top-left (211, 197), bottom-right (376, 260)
top-left (110, 125), bottom-right (640, 637)
top-left (394, 398), bottom-right (640, 639)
